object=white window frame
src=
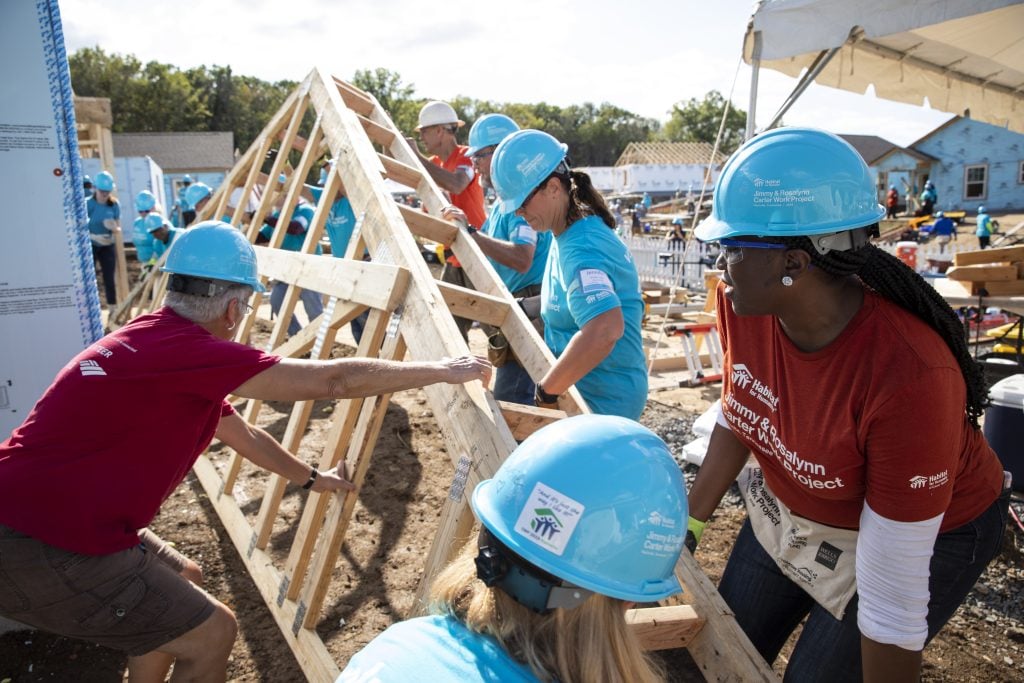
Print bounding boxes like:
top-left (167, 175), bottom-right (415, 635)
top-left (963, 164), bottom-right (988, 201)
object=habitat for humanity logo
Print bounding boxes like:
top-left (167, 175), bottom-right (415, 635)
top-left (909, 471), bottom-right (949, 490)
top-left (530, 507), bottom-right (563, 540)
top-left (514, 482), bottom-right (584, 557)
top-left (730, 363), bottom-right (779, 411)
top-left (79, 360), bottom-right (106, 377)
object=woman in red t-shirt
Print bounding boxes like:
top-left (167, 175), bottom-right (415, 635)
top-left (685, 128), bottom-right (1008, 682)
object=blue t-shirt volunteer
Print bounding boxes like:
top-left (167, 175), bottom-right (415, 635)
top-left (152, 228), bottom-right (184, 259)
top-left (259, 202), bottom-right (323, 254)
top-left (542, 215), bottom-right (647, 419)
top-left (480, 204), bottom-right (550, 294)
top-left (86, 196), bottom-right (121, 243)
top-left (132, 217), bottom-right (155, 263)
top-left (337, 615), bottom-right (538, 682)
top-left (309, 186), bottom-right (358, 258)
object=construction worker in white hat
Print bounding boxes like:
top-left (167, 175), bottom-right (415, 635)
top-left (408, 100), bottom-right (486, 340)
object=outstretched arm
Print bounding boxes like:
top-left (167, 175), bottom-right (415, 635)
top-left (232, 355), bottom-right (492, 403)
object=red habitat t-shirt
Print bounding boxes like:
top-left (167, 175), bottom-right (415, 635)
top-left (0, 307), bottom-right (280, 554)
top-left (716, 284), bottom-right (1003, 531)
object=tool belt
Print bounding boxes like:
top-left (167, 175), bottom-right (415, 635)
top-left (488, 284), bottom-right (544, 367)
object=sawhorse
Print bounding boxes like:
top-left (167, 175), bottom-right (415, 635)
top-left (667, 322), bottom-right (723, 386)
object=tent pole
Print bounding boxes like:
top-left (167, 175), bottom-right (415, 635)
top-left (746, 31), bottom-right (762, 141)
top-left (763, 47), bottom-right (840, 132)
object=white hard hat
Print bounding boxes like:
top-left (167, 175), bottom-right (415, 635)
top-left (416, 100), bottom-right (463, 131)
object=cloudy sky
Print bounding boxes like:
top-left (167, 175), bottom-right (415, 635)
top-left (60, 0), bottom-right (953, 146)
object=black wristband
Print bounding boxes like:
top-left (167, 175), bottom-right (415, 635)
top-left (535, 383), bottom-right (559, 405)
top-left (465, 224), bottom-right (477, 235)
top-left (301, 467), bottom-right (318, 490)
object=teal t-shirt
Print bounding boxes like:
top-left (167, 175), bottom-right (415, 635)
top-left (481, 204), bottom-right (550, 294)
top-left (259, 202), bottom-right (323, 254)
top-left (542, 215), bottom-right (647, 419)
top-left (337, 615), bottom-right (539, 683)
top-left (152, 228), bottom-right (184, 259)
top-left (86, 196), bottom-right (120, 237)
top-left (132, 217), bottom-right (155, 263)
top-left (310, 186), bottom-right (357, 258)
top-left (977, 213), bottom-right (993, 237)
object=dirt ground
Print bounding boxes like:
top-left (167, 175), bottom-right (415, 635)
top-left (2, 266), bottom-right (1023, 681)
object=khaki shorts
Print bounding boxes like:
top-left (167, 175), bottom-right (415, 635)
top-left (0, 525), bottom-right (215, 656)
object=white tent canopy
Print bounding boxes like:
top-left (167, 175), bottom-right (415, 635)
top-left (744, 0), bottom-right (1024, 135)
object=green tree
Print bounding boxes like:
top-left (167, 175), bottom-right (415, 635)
top-left (68, 47), bottom-right (210, 133)
top-left (352, 68), bottom-right (420, 135)
top-left (664, 90), bottom-right (746, 155)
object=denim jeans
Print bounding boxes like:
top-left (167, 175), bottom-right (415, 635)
top-left (717, 488), bottom-right (1009, 682)
top-left (269, 281), bottom-right (324, 335)
top-left (350, 309), bottom-right (370, 345)
top-left (92, 243), bottom-right (117, 304)
top-left (492, 359), bottom-right (534, 406)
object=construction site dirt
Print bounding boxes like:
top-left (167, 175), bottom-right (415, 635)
top-left (1, 269), bottom-right (1022, 681)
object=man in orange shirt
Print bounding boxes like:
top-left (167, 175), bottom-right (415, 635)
top-left (410, 100), bottom-right (486, 339)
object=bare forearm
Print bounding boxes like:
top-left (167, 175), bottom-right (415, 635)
top-left (472, 233), bottom-right (533, 273)
top-left (861, 637), bottom-right (922, 682)
top-left (216, 414), bottom-right (353, 493)
top-left (688, 424), bottom-right (750, 521)
top-left (328, 358), bottom-right (462, 397)
top-left (237, 426), bottom-right (311, 483)
top-left (540, 315), bottom-right (620, 394)
top-left (423, 163), bottom-right (470, 196)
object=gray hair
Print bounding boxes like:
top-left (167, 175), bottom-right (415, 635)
top-left (164, 283), bottom-right (253, 323)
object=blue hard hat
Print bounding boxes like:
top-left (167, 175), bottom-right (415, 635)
top-left (978, 206), bottom-right (986, 214)
top-left (182, 174), bottom-right (193, 184)
top-left (162, 220), bottom-right (265, 292)
top-left (935, 211), bottom-right (944, 218)
top-left (135, 190), bottom-right (156, 212)
top-left (695, 127), bottom-right (885, 242)
top-left (83, 175), bottom-right (93, 186)
top-left (95, 171), bottom-right (115, 192)
top-left (471, 414), bottom-right (687, 603)
top-left (490, 129), bottom-right (568, 214)
top-left (467, 114), bottom-right (520, 157)
top-left (184, 182), bottom-right (212, 208)
top-left (144, 212), bottom-right (168, 233)
top-left (672, 217), bottom-right (684, 226)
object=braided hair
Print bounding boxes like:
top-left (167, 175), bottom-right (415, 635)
top-left (777, 230), bottom-right (989, 428)
top-left (552, 168), bottom-right (615, 229)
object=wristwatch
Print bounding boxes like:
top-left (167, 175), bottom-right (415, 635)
top-left (534, 383), bottom-right (559, 405)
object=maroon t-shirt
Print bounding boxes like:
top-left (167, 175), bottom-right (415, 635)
top-left (0, 307), bottom-right (280, 554)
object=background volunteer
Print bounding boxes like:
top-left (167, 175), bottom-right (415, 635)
top-left (408, 100), bottom-right (486, 340)
top-left (86, 170), bottom-right (121, 305)
top-left (442, 113), bottom-right (552, 406)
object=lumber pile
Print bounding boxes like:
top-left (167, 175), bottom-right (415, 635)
top-left (945, 245), bottom-right (1024, 296)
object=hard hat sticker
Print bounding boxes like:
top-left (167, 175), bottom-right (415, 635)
top-left (513, 482), bottom-right (584, 557)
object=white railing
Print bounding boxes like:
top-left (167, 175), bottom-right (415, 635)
top-left (623, 235), bottom-right (985, 290)
top-left (620, 234), bottom-right (716, 290)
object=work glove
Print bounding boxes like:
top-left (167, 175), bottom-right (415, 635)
top-left (685, 516), bottom-right (706, 554)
